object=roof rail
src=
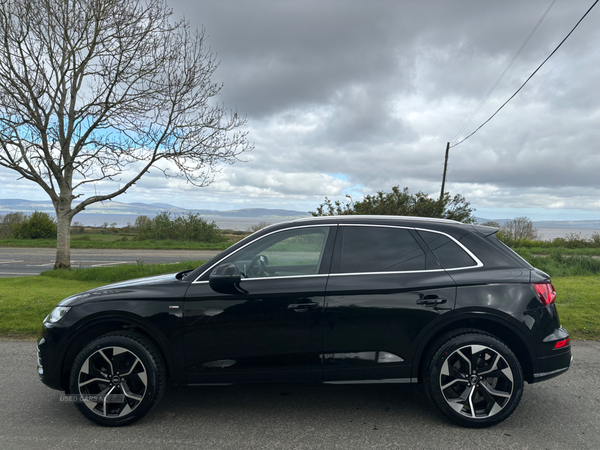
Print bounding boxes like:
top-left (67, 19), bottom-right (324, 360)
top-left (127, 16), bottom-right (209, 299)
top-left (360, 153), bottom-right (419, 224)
top-left (292, 215), bottom-right (461, 225)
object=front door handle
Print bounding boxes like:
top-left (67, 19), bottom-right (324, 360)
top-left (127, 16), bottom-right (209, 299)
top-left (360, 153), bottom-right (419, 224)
top-left (288, 302), bottom-right (319, 312)
top-left (416, 295), bottom-right (447, 306)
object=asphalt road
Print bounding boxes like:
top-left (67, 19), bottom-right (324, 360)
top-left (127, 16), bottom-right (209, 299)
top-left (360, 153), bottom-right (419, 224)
top-left (0, 247), bottom-right (222, 277)
top-left (0, 339), bottom-right (598, 450)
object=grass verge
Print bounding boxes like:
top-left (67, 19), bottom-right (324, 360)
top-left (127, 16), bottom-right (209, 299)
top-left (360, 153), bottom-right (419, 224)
top-left (39, 260), bottom-right (206, 283)
top-left (553, 276), bottom-right (600, 340)
top-left (515, 248), bottom-right (600, 276)
top-left (0, 277), bottom-right (104, 337)
top-left (0, 237), bottom-right (232, 250)
top-left (513, 246), bottom-right (600, 257)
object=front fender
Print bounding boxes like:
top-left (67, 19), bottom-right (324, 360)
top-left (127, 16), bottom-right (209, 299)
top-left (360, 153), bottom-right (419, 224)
top-left (59, 300), bottom-right (185, 388)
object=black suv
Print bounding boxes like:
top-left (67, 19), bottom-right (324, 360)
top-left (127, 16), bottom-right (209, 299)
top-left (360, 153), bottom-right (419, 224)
top-left (38, 216), bottom-right (571, 427)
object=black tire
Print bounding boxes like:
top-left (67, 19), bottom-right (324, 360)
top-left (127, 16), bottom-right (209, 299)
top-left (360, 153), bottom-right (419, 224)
top-left (69, 331), bottom-right (166, 427)
top-left (424, 330), bottom-right (524, 428)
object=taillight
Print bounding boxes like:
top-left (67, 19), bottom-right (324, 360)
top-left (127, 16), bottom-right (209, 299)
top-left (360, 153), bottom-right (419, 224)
top-left (532, 283), bottom-right (556, 306)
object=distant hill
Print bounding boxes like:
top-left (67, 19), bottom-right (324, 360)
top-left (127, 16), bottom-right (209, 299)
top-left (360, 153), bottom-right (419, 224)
top-left (2, 200), bottom-right (599, 228)
top-left (0, 199), bottom-right (310, 219)
top-left (476, 217), bottom-right (600, 229)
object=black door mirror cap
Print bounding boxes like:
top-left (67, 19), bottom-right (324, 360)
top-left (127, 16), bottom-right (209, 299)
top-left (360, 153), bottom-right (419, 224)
top-left (209, 263), bottom-right (243, 294)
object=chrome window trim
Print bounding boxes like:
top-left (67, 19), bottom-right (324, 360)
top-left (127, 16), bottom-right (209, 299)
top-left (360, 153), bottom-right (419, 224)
top-left (193, 274), bottom-right (329, 284)
top-left (335, 224), bottom-right (483, 273)
top-left (192, 224), bottom-right (333, 284)
top-left (192, 222), bottom-right (484, 284)
top-left (413, 227), bottom-right (484, 270)
top-left (329, 269), bottom-right (447, 277)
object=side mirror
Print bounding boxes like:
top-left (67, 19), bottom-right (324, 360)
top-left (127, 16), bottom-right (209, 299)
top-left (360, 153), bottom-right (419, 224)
top-left (209, 263), bottom-right (242, 294)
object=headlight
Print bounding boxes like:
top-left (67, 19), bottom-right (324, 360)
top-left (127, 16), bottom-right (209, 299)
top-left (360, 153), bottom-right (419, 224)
top-left (45, 306), bottom-right (71, 324)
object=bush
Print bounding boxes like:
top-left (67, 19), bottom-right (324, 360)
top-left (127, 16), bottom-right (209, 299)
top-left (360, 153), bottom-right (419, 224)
top-left (136, 212), bottom-right (224, 243)
top-left (12, 211), bottom-right (57, 239)
top-left (311, 186), bottom-right (476, 223)
top-left (0, 212), bottom-right (26, 238)
top-left (133, 215), bottom-right (151, 233)
top-left (71, 221), bottom-right (85, 234)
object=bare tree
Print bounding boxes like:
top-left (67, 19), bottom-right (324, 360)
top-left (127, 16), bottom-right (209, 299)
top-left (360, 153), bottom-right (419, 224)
top-left (501, 217), bottom-right (539, 241)
top-left (247, 221), bottom-right (271, 233)
top-left (0, 0), bottom-right (252, 268)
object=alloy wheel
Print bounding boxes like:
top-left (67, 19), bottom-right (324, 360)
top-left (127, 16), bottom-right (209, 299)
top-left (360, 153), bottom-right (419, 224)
top-left (439, 344), bottom-right (514, 419)
top-left (77, 346), bottom-right (148, 418)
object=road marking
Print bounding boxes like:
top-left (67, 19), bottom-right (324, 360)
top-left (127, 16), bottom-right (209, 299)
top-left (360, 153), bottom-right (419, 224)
top-left (25, 261), bottom-right (132, 267)
top-left (0, 260), bottom-right (24, 264)
top-left (90, 262), bottom-right (130, 267)
top-left (0, 272), bottom-right (35, 276)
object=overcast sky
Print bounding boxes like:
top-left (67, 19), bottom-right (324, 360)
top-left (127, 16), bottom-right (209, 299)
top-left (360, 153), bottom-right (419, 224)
top-left (1, 0), bottom-right (600, 220)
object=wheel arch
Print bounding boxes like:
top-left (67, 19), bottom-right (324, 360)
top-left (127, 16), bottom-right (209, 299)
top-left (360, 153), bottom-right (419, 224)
top-left (411, 313), bottom-right (537, 384)
top-left (60, 313), bottom-right (179, 392)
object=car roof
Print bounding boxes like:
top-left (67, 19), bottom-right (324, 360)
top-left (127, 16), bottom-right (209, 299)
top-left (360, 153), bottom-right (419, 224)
top-left (279, 215), bottom-right (496, 239)
top-left (290, 215), bottom-right (462, 225)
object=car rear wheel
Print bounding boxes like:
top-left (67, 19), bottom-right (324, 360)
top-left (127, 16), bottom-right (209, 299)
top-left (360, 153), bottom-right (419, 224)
top-left (69, 331), bottom-right (166, 426)
top-left (424, 330), bottom-right (524, 428)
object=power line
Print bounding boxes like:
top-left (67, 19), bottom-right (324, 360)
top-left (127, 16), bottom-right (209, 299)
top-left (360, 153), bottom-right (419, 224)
top-left (451, 0), bottom-right (599, 149)
top-left (450, 0), bottom-right (556, 146)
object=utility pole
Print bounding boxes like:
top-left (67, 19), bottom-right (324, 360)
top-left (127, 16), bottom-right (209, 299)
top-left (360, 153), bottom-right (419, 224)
top-left (439, 142), bottom-right (450, 202)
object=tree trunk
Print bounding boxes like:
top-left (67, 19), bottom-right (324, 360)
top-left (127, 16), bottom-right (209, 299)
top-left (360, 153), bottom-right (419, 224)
top-left (54, 201), bottom-right (73, 270)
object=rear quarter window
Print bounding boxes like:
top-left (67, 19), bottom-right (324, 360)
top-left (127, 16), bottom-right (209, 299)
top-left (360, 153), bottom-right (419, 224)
top-left (418, 230), bottom-right (477, 269)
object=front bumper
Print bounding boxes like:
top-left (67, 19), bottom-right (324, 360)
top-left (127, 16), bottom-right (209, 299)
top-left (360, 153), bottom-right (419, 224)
top-left (37, 325), bottom-right (68, 391)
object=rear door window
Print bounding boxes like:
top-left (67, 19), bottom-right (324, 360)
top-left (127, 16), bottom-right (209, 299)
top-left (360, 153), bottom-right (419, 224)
top-left (332, 226), bottom-right (426, 273)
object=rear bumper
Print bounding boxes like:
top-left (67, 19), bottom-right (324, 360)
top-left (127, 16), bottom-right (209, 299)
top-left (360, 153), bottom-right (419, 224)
top-left (531, 347), bottom-right (572, 383)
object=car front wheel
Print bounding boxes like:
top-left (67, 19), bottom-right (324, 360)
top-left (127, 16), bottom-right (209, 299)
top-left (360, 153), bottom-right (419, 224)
top-left (424, 330), bottom-right (524, 428)
top-left (69, 331), bottom-right (166, 426)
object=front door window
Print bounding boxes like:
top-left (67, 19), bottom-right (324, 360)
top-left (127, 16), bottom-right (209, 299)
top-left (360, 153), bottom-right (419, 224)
top-left (221, 227), bottom-right (331, 278)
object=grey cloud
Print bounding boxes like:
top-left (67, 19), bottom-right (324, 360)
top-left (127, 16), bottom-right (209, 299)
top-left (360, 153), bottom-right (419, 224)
top-left (3, 0), bottom-right (600, 219)
top-left (175, 1), bottom-right (595, 112)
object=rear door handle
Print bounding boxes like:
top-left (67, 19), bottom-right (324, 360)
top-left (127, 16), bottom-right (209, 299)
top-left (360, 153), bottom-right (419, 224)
top-left (416, 295), bottom-right (447, 306)
top-left (288, 302), bottom-right (319, 312)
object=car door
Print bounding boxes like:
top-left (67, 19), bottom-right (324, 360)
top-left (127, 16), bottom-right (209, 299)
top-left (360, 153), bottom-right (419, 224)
top-left (183, 225), bottom-right (336, 384)
top-left (322, 224), bottom-right (457, 383)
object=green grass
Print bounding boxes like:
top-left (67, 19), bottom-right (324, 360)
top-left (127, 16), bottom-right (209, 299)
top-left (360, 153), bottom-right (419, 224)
top-left (0, 277), bottom-right (104, 337)
top-left (0, 235), bottom-right (232, 250)
top-left (514, 246), bottom-right (600, 257)
top-left (40, 260), bottom-right (206, 283)
top-left (515, 248), bottom-right (600, 276)
top-left (553, 276), bottom-right (600, 340)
